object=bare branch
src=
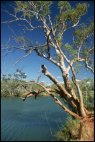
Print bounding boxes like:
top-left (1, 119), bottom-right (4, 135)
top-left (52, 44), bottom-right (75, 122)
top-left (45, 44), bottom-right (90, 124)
top-left (1, 9), bottom-right (17, 20)
top-left (89, 47), bottom-right (94, 53)
top-left (85, 60), bottom-right (94, 73)
top-left (2, 9), bottom-right (35, 30)
top-left (77, 42), bottom-right (84, 59)
top-left (37, 72), bottom-right (42, 83)
top-left (20, 81), bottom-right (81, 119)
top-left (67, 56), bottom-right (94, 74)
top-left (41, 64), bottom-right (72, 98)
top-left (13, 50), bottom-right (33, 65)
top-left (22, 25), bottom-right (43, 31)
top-left (67, 58), bottom-right (85, 72)
top-left (71, 66), bottom-right (87, 117)
top-left (64, 20), bottom-right (80, 32)
top-left (34, 46), bottom-right (60, 67)
top-left (55, 97), bottom-right (81, 119)
top-left (48, 14), bottom-right (56, 36)
top-left (20, 92), bottom-right (34, 101)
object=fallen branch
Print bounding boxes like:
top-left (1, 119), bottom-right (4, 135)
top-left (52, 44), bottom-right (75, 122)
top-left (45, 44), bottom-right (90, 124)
top-left (20, 81), bottom-right (81, 119)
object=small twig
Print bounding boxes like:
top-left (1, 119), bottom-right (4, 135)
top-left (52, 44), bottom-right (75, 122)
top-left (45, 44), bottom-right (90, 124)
top-left (13, 50), bottom-right (33, 65)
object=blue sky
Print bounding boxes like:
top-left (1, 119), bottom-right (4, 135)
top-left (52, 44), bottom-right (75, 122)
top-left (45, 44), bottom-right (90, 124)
top-left (1, 1), bottom-right (94, 84)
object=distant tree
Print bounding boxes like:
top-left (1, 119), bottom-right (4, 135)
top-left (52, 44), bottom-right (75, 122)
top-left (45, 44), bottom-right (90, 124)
top-left (14, 69), bottom-right (27, 80)
top-left (2, 74), bottom-right (7, 82)
top-left (1, 70), bottom-right (27, 97)
top-left (1, 1), bottom-right (94, 138)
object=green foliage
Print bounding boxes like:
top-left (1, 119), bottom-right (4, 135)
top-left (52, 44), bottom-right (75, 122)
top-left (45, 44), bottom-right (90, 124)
top-left (74, 63), bottom-right (83, 74)
top-left (55, 116), bottom-right (80, 141)
top-left (1, 71), bottom-right (47, 97)
top-left (56, 2), bottom-right (88, 29)
top-left (16, 36), bottom-right (26, 44)
top-left (74, 22), bottom-right (94, 44)
top-left (83, 48), bottom-right (90, 58)
top-left (58, 1), bottom-right (71, 12)
top-left (70, 79), bottom-right (94, 111)
top-left (15, 36), bottom-right (32, 47)
top-left (1, 70), bottom-right (27, 97)
top-left (64, 43), bottom-right (77, 58)
top-left (15, 1), bottom-right (52, 19)
top-left (1, 77), bottom-right (27, 97)
top-left (33, 1), bottom-right (52, 18)
top-left (55, 33), bottom-right (63, 46)
top-left (54, 1), bottom-right (89, 52)
top-left (37, 45), bottom-right (48, 55)
top-left (76, 3), bottom-right (88, 16)
top-left (79, 79), bottom-right (94, 111)
top-left (15, 1), bottom-right (34, 19)
top-left (1, 78), bottom-right (18, 97)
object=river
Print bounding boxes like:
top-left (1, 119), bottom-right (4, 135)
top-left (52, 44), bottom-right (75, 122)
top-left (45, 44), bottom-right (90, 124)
top-left (1, 97), bottom-right (68, 141)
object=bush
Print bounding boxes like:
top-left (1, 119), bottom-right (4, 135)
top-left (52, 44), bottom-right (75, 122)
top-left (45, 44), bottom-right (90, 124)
top-left (55, 117), bottom-right (80, 141)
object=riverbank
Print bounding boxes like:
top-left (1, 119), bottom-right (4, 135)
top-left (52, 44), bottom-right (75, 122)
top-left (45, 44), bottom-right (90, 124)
top-left (55, 115), bottom-right (94, 141)
top-left (1, 93), bottom-right (50, 98)
top-left (80, 117), bottom-right (94, 141)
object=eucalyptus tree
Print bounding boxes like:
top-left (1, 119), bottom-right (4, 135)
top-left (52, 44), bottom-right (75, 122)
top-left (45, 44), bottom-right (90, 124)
top-left (2, 1), bottom-right (94, 119)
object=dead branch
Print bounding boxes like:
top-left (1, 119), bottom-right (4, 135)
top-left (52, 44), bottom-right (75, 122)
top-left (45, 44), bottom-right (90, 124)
top-left (20, 81), bottom-right (81, 119)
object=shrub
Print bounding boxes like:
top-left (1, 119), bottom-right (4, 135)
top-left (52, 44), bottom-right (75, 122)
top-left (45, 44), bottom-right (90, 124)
top-left (55, 117), bottom-right (80, 141)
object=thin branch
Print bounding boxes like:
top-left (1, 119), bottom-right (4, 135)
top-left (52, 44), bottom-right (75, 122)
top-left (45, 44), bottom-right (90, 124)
top-left (67, 56), bottom-right (94, 74)
top-left (37, 72), bottom-right (42, 83)
top-left (12, 46), bottom-right (31, 51)
top-left (89, 47), bottom-right (94, 53)
top-left (22, 25), bottom-right (43, 31)
top-left (20, 84), bottom-right (32, 93)
top-left (20, 92), bottom-right (34, 101)
top-left (13, 51), bottom-right (32, 65)
top-left (2, 9), bottom-right (35, 30)
top-left (64, 20), bottom-right (80, 32)
top-left (67, 58), bottom-right (85, 72)
top-left (1, 9), bottom-right (17, 19)
top-left (77, 42), bottom-right (84, 59)
top-left (85, 60), bottom-right (94, 73)
top-left (48, 14), bottom-right (56, 36)
top-left (34, 47), bottom-right (60, 66)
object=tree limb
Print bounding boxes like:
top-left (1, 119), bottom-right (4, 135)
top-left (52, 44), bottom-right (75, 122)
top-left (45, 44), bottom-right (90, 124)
top-left (20, 81), bottom-right (81, 119)
top-left (85, 60), bottom-right (94, 73)
top-left (41, 64), bottom-right (72, 98)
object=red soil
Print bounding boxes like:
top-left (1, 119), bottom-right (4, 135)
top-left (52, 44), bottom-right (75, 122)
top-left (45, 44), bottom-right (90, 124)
top-left (83, 117), bottom-right (94, 141)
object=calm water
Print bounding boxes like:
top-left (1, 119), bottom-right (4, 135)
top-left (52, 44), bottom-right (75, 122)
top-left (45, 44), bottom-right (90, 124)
top-left (1, 97), bottom-right (68, 141)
